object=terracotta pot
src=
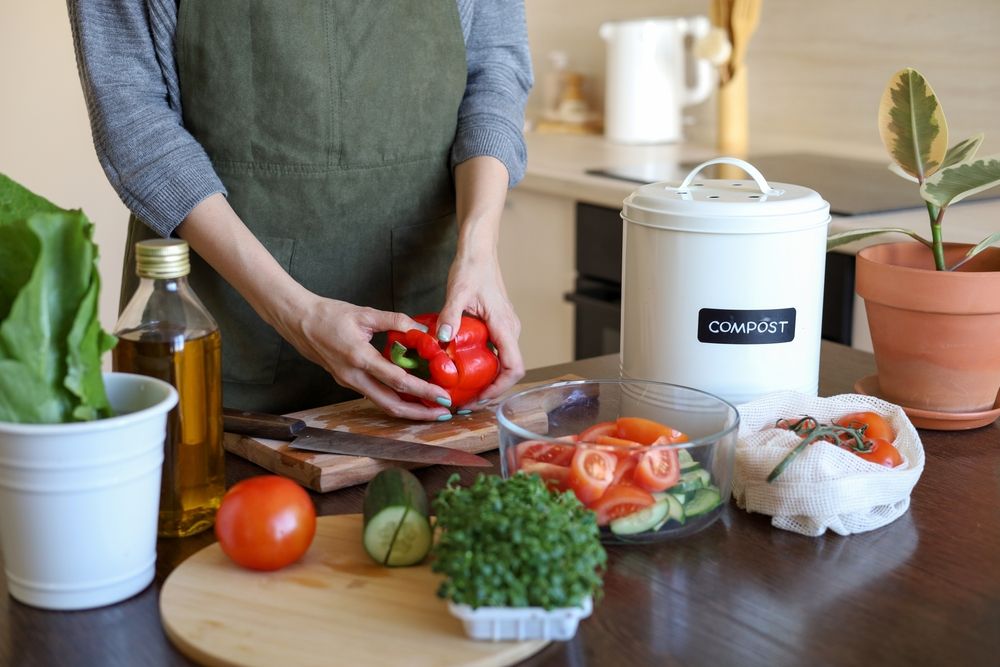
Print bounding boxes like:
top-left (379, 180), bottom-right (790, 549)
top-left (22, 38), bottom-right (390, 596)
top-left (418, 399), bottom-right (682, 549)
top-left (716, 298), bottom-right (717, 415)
top-left (855, 242), bottom-right (1000, 413)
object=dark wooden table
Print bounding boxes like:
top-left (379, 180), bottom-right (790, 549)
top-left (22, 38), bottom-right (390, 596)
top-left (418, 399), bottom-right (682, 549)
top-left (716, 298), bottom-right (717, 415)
top-left (3, 342), bottom-right (998, 666)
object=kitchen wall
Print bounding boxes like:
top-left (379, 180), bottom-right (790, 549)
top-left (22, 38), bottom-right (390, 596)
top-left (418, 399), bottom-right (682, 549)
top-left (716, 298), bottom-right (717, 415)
top-left (526, 0), bottom-right (1000, 157)
top-left (0, 1), bottom-right (129, 367)
top-left (2, 1), bottom-right (998, 370)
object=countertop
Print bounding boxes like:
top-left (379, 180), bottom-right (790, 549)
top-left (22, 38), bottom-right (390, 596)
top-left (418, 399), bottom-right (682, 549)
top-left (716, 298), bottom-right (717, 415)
top-left (519, 132), bottom-right (1000, 250)
top-left (3, 342), bottom-right (999, 666)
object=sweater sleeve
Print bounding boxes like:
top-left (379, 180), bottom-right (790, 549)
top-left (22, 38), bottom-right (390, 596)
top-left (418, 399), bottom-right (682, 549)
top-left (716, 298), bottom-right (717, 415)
top-left (452, 0), bottom-right (534, 187)
top-left (66, 0), bottom-right (226, 237)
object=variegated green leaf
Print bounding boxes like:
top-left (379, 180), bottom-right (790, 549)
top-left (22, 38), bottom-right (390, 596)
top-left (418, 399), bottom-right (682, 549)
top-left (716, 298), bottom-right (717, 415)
top-left (920, 154), bottom-right (1000, 208)
top-left (947, 232), bottom-right (1000, 271)
top-left (878, 68), bottom-right (948, 182)
top-left (941, 133), bottom-right (984, 169)
top-left (888, 163), bottom-right (920, 183)
top-left (827, 227), bottom-right (932, 251)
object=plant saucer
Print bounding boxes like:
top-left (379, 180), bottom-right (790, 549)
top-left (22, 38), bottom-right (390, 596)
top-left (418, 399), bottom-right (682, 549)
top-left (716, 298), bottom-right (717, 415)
top-left (854, 374), bottom-right (1000, 431)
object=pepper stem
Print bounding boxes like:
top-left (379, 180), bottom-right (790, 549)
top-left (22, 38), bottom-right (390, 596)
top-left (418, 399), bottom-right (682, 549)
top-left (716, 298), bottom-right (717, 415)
top-left (390, 341), bottom-right (419, 369)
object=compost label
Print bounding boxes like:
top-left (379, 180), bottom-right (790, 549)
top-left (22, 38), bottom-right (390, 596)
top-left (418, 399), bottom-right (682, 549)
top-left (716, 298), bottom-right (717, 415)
top-left (697, 308), bottom-right (796, 345)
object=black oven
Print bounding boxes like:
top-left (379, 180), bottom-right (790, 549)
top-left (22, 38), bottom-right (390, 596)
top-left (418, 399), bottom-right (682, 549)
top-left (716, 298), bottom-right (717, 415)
top-left (564, 203), bottom-right (856, 360)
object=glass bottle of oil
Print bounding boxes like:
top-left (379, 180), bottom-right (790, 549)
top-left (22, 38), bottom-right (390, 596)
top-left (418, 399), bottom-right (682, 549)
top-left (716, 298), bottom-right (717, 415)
top-left (113, 239), bottom-right (224, 538)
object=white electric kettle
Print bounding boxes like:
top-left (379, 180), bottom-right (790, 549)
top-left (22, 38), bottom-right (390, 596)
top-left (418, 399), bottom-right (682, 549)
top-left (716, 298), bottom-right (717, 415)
top-left (600, 16), bottom-right (715, 144)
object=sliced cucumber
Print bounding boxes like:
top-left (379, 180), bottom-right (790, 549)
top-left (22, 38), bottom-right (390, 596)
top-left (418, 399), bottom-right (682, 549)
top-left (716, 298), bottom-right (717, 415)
top-left (678, 449), bottom-right (698, 471)
top-left (362, 468), bottom-right (432, 567)
top-left (610, 499), bottom-right (670, 535)
top-left (668, 491), bottom-right (689, 505)
top-left (653, 492), bottom-right (686, 531)
top-left (684, 487), bottom-right (722, 518)
top-left (680, 467), bottom-right (712, 488)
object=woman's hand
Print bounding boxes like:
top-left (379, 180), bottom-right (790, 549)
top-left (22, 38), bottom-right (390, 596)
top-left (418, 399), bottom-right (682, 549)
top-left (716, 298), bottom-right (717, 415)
top-left (273, 296), bottom-right (455, 421)
top-left (436, 157), bottom-right (526, 405)
top-left (177, 194), bottom-right (453, 421)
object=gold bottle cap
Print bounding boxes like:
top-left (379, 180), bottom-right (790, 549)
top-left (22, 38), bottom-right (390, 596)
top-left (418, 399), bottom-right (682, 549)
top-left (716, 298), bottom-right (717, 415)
top-left (135, 239), bottom-right (190, 279)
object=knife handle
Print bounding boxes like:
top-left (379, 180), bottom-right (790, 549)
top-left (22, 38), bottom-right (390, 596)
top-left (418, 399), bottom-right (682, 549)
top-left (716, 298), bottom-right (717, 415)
top-left (223, 408), bottom-right (307, 440)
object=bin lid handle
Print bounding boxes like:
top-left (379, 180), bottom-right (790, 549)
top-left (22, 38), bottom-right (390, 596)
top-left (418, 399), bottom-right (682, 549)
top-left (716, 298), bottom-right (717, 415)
top-left (673, 157), bottom-right (784, 195)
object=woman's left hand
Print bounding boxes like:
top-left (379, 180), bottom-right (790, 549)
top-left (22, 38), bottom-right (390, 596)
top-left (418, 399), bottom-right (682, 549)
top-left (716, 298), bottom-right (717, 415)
top-left (436, 156), bottom-right (525, 406)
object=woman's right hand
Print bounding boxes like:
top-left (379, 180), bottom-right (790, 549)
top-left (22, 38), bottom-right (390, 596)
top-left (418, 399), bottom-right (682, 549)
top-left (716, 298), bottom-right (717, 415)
top-left (273, 293), bottom-right (456, 421)
top-left (177, 194), bottom-right (453, 421)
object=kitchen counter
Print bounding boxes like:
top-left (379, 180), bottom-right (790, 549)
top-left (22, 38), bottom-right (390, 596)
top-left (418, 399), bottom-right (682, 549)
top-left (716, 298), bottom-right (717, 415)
top-left (519, 131), bottom-right (1000, 245)
top-left (3, 342), bottom-right (998, 667)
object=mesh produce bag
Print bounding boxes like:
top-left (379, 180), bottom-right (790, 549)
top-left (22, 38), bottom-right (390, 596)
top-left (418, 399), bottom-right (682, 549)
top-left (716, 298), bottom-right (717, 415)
top-left (733, 392), bottom-right (925, 536)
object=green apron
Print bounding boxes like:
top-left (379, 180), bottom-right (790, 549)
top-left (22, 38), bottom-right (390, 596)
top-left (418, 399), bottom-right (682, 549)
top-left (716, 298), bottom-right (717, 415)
top-left (122, 0), bottom-right (466, 413)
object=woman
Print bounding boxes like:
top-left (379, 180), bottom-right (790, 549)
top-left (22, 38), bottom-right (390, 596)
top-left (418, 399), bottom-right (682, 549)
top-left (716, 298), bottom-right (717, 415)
top-left (67, 0), bottom-right (533, 420)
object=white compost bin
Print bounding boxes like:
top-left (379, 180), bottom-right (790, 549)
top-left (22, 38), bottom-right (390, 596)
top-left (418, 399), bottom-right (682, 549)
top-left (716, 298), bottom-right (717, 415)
top-left (620, 157), bottom-right (832, 405)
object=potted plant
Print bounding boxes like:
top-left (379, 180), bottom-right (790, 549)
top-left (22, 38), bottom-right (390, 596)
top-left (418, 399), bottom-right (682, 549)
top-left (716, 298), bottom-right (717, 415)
top-left (431, 472), bottom-right (607, 641)
top-left (827, 68), bottom-right (1000, 418)
top-left (0, 173), bottom-right (177, 610)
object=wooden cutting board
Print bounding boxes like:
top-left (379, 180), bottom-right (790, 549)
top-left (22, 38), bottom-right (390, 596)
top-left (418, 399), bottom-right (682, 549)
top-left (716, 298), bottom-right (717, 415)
top-left (160, 514), bottom-right (550, 667)
top-left (224, 377), bottom-right (569, 492)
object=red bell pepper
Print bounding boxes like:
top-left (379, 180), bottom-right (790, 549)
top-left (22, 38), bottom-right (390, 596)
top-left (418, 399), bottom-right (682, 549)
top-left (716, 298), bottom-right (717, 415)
top-left (383, 313), bottom-right (499, 408)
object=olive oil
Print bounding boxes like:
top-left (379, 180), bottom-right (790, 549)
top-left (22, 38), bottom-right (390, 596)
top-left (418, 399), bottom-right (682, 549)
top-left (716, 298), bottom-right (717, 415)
top-left (113, 239), bottom-right (225, 538)
top-left (113, 327), bottom-right (224, 537)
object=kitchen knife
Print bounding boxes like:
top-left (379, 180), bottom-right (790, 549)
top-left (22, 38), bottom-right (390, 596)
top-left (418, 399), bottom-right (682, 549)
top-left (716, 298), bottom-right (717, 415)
top-left (223, 408), bottom-right (492, 467)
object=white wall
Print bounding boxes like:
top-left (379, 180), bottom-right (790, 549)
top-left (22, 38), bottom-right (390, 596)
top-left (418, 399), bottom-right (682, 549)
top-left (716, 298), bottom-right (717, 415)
top-left (0, 1), bottom-right (129, 370)
top-left (526, 0), bottom-right (1000, 157)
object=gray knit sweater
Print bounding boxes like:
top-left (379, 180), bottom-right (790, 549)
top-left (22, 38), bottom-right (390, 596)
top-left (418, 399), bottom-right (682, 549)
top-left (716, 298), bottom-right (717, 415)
top-left (66, 0), bottom-right (533, 237)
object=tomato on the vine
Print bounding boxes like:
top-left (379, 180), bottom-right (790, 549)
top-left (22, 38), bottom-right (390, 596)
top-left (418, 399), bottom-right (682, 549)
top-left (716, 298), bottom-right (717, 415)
top-left (215, 475), bottom-right (317, 571)
top-left (833, 411), bottom-right (895, 442)
top-left (851, 437), bottom-right (903, 468)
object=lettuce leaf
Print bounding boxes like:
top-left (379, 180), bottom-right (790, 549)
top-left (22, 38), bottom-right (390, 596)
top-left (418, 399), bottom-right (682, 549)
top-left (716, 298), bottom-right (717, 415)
top-left (0, 173), bottom-right (116, 423)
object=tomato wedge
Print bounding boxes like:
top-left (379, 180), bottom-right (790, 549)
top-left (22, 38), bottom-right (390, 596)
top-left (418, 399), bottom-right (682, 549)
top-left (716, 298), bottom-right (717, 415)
top-left (578, 421), bottom-right (618, 443)
top-left (595, 434), bottom-right (642, 448)
top-left (567, 448), bottom-right (616, 504)
top-left (589, 485), bottom-right (656, 526)
top-left (617, 417), bottom-right (688, 445)
top-left (516, 440), bottom-right (575, 466)
top-left (611, 454), bottom-right (638, 486)
top-left (633, 447), bottom-right (681, 492)
top-left (521, 459), bottom-right (571, 492)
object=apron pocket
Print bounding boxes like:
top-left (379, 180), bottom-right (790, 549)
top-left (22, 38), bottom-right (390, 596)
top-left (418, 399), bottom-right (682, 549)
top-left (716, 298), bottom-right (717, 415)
top-left (189, 235), bottom-right (296, 386)
top-left (390, 214), bottom-right (457, 316)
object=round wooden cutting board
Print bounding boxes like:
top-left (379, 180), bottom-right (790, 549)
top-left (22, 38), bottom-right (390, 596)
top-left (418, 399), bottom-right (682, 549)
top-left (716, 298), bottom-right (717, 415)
top-left (160, 514), bottom-right (549, 667)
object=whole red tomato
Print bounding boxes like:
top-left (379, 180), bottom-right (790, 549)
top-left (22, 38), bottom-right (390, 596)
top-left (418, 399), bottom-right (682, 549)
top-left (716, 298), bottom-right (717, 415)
top-left (215, 476), bottom-right (317, 571)
top-left (853, 437), bottom-right (904, 468)
top-left (833, 411), bottom-right (895, 442)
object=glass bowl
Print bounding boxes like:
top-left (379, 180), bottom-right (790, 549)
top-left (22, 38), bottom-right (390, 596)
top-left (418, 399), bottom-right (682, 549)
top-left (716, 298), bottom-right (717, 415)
top-left (496, 379), bottom-right (739, 544)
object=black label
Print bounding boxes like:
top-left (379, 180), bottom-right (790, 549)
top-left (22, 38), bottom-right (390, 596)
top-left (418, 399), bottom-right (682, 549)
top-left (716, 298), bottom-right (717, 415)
top-left (697, 308), bottom-right (796, 345)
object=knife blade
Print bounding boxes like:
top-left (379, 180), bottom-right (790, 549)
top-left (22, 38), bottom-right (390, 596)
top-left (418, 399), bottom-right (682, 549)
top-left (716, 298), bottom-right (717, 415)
top-left (223, 408), bottom-right (492, 468)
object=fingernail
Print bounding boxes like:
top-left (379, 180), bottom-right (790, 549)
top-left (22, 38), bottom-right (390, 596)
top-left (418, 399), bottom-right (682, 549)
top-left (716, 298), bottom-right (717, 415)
top-left (414, 323), bottom-right (429, 333)
top-left (478, 398), bottom-right (490, 405)
top-left (456, 409), bottom-right (472, 415)
top-left (435, 396), bottom-right (452, 407)
top-left (436, 413), bottom-right (453, 422)
top-left (437, 324), bottom-right (453, 342)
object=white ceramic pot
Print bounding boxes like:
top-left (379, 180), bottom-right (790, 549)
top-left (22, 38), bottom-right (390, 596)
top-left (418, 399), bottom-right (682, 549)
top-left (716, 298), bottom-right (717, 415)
top-left (0, 372), bottom-right (177, 610)
top-left (620, 157), bottom-right (832, 405)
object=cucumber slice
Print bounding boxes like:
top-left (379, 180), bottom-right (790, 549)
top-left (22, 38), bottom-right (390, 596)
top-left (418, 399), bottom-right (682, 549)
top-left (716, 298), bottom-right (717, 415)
top-left (668, 491), bottom-right (689, 505)
top-left (362, 468), bottom-right (432, 567)
top-left (672, 477), bottom-right (704, 494)
top-left (678, 449), bottom-right (698, 471)
top-left (653, 492), bottom-right (686, 531)
top-left (363, 505), bottom-right (432, 566)
top-left (680, 467), bottom-right (712, 488)
top-left (684, 487), bottom-right (722, 517)
top-left (610, 499), bottom-right (670, 535)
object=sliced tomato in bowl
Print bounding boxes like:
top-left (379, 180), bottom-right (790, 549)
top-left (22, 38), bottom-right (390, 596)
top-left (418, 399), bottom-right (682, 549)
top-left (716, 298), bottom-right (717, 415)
top-left (578, 421), bottom-right (619, 443)
top-left (617, 417), bottom-right (688, 445)
top-left (589, 484), bottom-right (656, 526)
top-left (520, 459), bottom-right (571, 492)
top-left (567, 448), bottom-right (616, 504)
top-left (516, 440), bottom-right (575, 466)
top-left (633, 447), bottom-right (681, 492)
